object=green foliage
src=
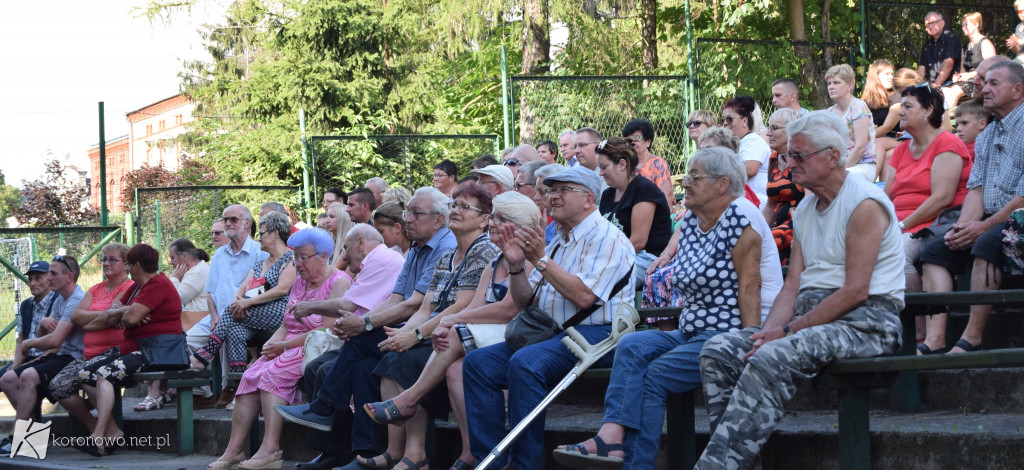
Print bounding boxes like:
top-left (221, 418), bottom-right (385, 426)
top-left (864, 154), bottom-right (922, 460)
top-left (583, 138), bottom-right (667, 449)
top-left (0, 170), bottom-right (21, 225)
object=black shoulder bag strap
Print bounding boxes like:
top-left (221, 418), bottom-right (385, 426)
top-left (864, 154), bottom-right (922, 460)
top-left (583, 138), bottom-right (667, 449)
top-left (560, 263), bottom-right (634, 330)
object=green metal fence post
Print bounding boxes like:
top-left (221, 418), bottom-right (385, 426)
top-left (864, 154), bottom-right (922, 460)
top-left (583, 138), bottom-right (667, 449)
top-left (155, 200), bottom-right (163, 271)
top-left (501, 45), bottom-right (511, 149)
top-left (125, 212), bottom-right (135, 246)
top-left (99, 101), bottom-right (108, 227)
top-left (860, 0), bottom-right (869, 62)
top-left (300, 109), bottom-right (311, 220)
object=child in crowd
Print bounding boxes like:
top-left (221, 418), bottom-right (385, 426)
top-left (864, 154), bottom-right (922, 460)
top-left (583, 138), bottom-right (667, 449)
top-left (953, 100), bottom-right (989, 158)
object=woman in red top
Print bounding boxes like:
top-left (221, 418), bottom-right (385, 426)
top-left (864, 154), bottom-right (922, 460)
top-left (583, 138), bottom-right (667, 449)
top-left (75, 244), bottom-right (183, 455)
top-left (883, 84), bottom-right (972, 355)
top-left (50, 243), bottom-right (135, 445)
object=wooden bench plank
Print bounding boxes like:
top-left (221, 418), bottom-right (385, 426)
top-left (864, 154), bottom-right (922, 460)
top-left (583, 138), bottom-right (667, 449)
top-left (825, 348), bottom-right (1024, 375)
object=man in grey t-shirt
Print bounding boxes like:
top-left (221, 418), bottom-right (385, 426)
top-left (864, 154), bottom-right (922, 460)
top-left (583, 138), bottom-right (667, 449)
top-left (0, 255), bottom-right (86, 453)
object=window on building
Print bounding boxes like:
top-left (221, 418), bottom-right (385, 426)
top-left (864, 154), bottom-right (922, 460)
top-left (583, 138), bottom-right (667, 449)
top-left (159, 120), bottom-right (166, 131)
top-left (175, 114), bottom-right (183, 126)
top-left (145, 124), bottom-right (153, 135)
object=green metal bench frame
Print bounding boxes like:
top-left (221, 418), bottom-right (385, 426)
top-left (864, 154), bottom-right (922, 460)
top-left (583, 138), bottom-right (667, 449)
top-left (111, 369), bottom-right (213, 455)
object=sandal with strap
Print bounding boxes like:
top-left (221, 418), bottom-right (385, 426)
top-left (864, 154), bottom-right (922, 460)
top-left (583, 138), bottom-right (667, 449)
top-left (392, 457), bottom-right (428, 470)
top-left (551, 435), bottom-right (625, 468)
top-left (449, 459), bottom-right (473, 470)
top-left (362, 399), bottom-right (416, 426)
top-left (916, 343), bottom-right (947, 355)
top-left (354, 451), bottom-right (398, 470)
top-left (133, 395), bottom-right (164, 412)
top-left (951, 339), bottom-right (983, 353)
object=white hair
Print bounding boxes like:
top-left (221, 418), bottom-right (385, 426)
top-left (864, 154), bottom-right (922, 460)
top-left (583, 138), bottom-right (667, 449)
top-left (786, 110), bottom-right (850, 166)
top-left (413, 186), bottom-right (451, 225)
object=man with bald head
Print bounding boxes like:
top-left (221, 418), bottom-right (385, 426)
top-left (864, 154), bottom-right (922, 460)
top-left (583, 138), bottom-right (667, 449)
top-left (972, 55), bottom-right (1012, 99)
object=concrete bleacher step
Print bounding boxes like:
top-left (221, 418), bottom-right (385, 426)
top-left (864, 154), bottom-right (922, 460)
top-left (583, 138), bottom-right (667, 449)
top-left (4, 397), bottom-right (1023, 470)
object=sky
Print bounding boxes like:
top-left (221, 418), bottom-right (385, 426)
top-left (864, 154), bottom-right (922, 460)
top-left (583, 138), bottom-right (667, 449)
top-left (0, 0), bottom-right (228, 188)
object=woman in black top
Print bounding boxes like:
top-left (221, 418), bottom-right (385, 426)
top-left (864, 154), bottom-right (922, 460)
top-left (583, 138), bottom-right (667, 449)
top-left (943, 12), bottom-right (996, 108)
top-left (596, 137), bottom-right (672, 284)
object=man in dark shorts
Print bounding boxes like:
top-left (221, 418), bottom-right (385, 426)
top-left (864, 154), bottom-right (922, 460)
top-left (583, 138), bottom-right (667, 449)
top-left (0, 255), bottom-right (86, 453)
top-left (918, 11), bottom-right (962, 89)
top-left (919, 61), bottom-right (1024, 354)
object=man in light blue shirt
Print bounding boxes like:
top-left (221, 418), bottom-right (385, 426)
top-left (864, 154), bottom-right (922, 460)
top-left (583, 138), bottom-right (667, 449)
top-left (197, 204), bottom-right (268, 408)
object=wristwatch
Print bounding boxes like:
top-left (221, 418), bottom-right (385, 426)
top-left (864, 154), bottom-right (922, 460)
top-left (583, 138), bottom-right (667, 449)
top-left (782, 324), bottom-right (794, 336)
top-left (415, 328), bottom-right (424, 341)
top-left (536, 255), bottom-right (551, 272)
top-left (364, 316), bottom-right (374, 331)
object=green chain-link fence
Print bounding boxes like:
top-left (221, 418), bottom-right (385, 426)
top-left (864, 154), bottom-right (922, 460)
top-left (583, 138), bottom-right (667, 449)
top-left (309, 134), bottom-right (501, 196)
top-left (135, 186), bottom-right (302, 269)
top-left (694, 39), bottom-right (859, 120)
top-left (866, 2), bottom-right (1018, 71)
top-left (0, 226), bottom-right (123, 363)
top-left (509, 75), bottom-right (693, 175)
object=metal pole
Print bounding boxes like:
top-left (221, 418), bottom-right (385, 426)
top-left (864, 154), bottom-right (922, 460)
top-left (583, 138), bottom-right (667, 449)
top-left (685, 0), bottom-right (695, 123)
top-left (98, 102), bottom-right (108, 226)
top-left (300, 109), bottom-right (311, 219)
top-left (155, 200), bottom-right (162, 271)
top-left (859, 0), bottom-right (869, 61)
top-left (501, 45), bottom-right (511, 149)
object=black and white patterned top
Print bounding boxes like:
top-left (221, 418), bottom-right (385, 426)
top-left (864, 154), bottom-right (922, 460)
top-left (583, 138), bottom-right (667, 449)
top-left (245, 250), bottom-right (294, 321)
top-left (644, 203), bottom-right (749, 332)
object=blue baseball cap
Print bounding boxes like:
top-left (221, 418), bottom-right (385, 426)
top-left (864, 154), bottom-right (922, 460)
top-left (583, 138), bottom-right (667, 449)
top-left (25, 261), bottom-right (50, 276)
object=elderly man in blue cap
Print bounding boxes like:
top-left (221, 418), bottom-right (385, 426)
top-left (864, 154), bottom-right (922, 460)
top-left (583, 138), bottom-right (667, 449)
top-left (462, 165), bottom-right (636, 470)
top-left (5, 261), bottom-right (59, 375)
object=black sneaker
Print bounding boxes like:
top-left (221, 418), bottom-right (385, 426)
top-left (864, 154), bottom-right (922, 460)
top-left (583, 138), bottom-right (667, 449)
top-left (0, 434), bottom-right (13, 454)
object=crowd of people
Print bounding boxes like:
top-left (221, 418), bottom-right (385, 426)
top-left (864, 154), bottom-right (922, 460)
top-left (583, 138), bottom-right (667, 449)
top-left (2, 8), bottom-right (1024, 470)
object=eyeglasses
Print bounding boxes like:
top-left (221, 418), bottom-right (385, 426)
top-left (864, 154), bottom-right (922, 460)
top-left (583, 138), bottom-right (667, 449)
top-left (100, 257), bottom-right (123, 264)
top-left (542, 186), bottom-right (590, 197)
top-left (625, 134), bottom-right (643, 143)
top-left (258, 230), bottom-right (270, 239)
top-left (503, 158), bottom-right (521, 167)
top-left (490, 214), bottom-right (516, 225)
top-left (685, 120), bottom-right (705, 129)
top-left (572, 141), bottom-right (599, 150)
top-left (294, 252), bottom-right (320, 264)
top-left (52, 255), bottom-right (71, 271)
top-left (452, 201), bottom-right (487, 214)
top-left (402, 209), bottom-right (439, 220)
top-left (432, 172), bottom-right (452, 179)
top-left (681, 174), bottom-right (722, 185)
top-left (222, 216), bottom-right (245, 224)
top-left (210, 230), bottom-right (225, 237)
top-left (515, 182), bottom-right (535, 191)
top-left (924, 19), bottom-right (942, 27)
top-left (722, 115), bottom-right (735, 124)
top-left (779, 146), bottom-right (833, 165)
top-left (769, 124), bottom-right (786, 132)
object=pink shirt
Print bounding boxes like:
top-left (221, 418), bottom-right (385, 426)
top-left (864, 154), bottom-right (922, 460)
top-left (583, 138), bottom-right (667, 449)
top-left (890, 131), bottom-right (972, 233)
top-left (343, 244), bottom-right (407, 315)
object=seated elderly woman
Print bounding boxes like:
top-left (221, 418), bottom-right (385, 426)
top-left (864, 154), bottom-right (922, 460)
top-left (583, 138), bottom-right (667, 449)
top-left (597, 137), bottom-right (673, 281)
top-left (763, 108), bottom-right (807, 265)
top-left (552, 147), bottom-right (783, 470)
top-left (826, 64), bottom-right (879, 182)
top-left (207, 228), bottom-right (352, 470)
top-left (191, 211), bottom-right (296, 373)
top-left (882, 84), bottom-right (972, 354)
top-left (697, 126), bottom-right (762, 208)
top-left (72, 244), bottom-right (183, 456)
top-left (694, 111), bottom-right (905, 469)
top-left (354, 182), bottom-right (499, 470)
top-left (49, 243), bottom-right (134, 445)
top-left (353, 192), bottom-right (540, 470)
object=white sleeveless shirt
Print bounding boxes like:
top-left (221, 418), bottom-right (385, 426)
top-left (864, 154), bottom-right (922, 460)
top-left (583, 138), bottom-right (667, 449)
top-left (792, 174), bottom-right (905, 309)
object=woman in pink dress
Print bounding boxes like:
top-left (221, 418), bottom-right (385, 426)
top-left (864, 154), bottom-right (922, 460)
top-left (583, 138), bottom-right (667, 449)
top-left (208, 228), bottom-right (353, 470)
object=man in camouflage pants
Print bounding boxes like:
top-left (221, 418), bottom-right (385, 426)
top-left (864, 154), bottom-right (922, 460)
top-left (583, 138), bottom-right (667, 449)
top-left (694, 111), bottom-right (907, 469)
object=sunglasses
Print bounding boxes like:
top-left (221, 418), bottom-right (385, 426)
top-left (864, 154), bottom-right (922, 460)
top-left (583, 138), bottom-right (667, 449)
top-left (503, 158), bottom-right (521, 167)
top-left (222, 215), bottom-right (246, 224)
top-left (52, 255), bottom-right (71, 271)
top-left (685, 120), bottom-right (705, 129)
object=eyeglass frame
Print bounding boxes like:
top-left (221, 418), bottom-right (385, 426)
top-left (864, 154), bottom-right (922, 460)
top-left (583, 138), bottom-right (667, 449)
top-left (572, 141), bottom-right (600, 150)
top-left (680, 174), bottom-right (723, 185)
top-left (685, 120), bottom-right (705, 129)
top-left (451, 201), bottom-right (488, 215)
top-left (222, 215), bottom-right (248, 225)
top-left (402, 209), bottom-right (440, 220)
top-left (542, 186), bottom-right (590, 197)
top-left (100, 257), bottom-right (124, 264)
top-left (779, 146), bottom-right (834, 165)
top-left (52, 255), bottom-right (72, 272)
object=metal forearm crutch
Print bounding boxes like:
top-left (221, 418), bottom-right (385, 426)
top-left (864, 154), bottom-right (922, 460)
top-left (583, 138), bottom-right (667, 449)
top-left (474, 303), bottom-right (641, 470)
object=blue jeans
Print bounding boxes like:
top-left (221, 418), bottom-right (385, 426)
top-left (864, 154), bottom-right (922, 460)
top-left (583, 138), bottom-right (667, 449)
top-left (311, 329), bottom-right (388, 453)
top-left (603, 329), bottom-right (722, 470)
top-left (464, 325), bottom-right (614, 469)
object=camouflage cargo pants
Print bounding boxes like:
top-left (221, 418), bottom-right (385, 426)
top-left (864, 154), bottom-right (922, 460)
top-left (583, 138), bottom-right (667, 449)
top-left (694, 288), bottom-right (902, 470)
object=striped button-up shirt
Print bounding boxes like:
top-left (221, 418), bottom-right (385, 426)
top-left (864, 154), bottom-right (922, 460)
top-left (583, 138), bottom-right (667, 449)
top-left (967, 100), bottom-right (1024, 214)
top-left (529, 209), bottom-right (635, 325)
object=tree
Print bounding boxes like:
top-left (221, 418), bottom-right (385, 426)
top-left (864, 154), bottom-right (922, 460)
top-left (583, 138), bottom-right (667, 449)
top-left (0, 169), bottom-right (22, 225)
top-left (14, 159), bottom-right (98, 227)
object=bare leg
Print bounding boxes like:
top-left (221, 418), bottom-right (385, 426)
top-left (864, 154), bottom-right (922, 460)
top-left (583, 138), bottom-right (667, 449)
top-left (446, 358), bottom-right (474, 465)
top-left (921, 263), bottom-right (953, 353)
top-left (400, 404), bottom-right (430, 467)
top-left (250, 391), bottom-right (287, 460)
top-left (906, 269), bottom-right (925, 343)
top-left (569, 423), bottom-right (626, 459)
top-left (951, 257), bottom-right (1000, 352)
top-left (60, 395), bottom-right (98, 434)
top-left (359, 378), bottom-right (406, 467)
top-left (2, 369), bottom-right (38, 420)
top-left (385, 342), bottom-right (465, 416)
top-left (89, 377), bottom-right (121, 453)
top-left (217, 392), bottom-right (260, 461)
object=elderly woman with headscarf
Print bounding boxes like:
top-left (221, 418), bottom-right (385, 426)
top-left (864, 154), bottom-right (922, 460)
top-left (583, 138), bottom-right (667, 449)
top-left (207, 228), bottom-right (351, 470)
top-left (552, 147), bottom-right (783, 469)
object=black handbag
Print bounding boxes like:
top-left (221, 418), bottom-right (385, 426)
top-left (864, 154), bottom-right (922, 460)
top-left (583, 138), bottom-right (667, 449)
top-left (138, 334), bottom-right (190, 371)
top-left (505, 246), bottom-right (632, 351)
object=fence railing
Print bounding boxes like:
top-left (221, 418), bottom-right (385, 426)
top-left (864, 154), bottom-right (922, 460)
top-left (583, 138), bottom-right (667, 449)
top-left (308, 134), bottom-right (501, 196)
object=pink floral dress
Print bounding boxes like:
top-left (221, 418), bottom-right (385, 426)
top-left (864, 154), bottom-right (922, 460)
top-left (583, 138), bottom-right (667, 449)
top-left (235, 269), bottom-right (346, 403)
